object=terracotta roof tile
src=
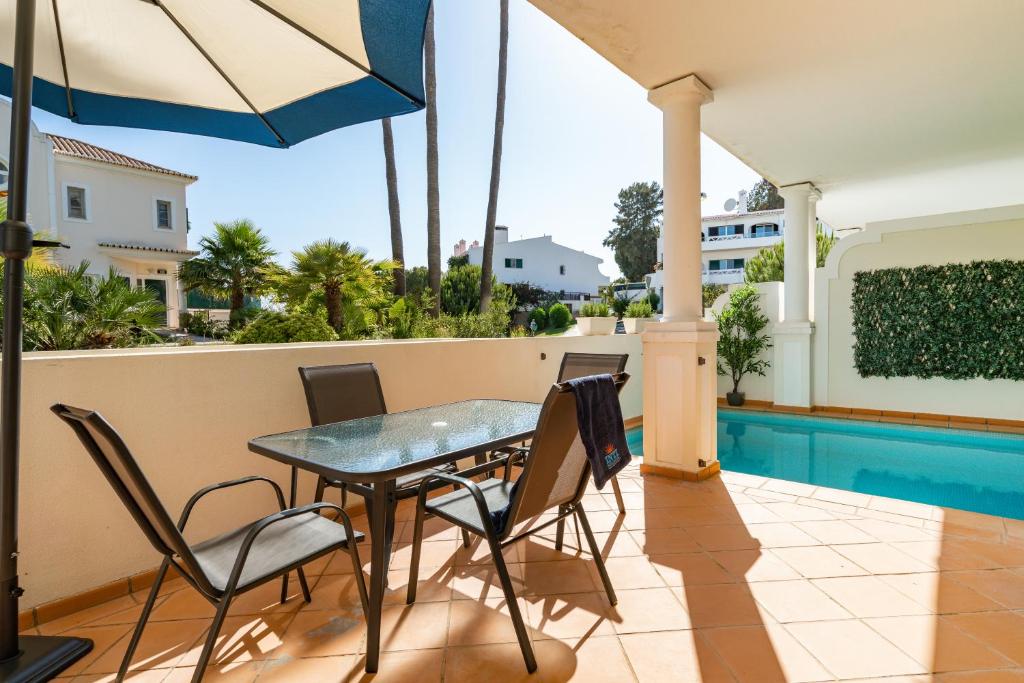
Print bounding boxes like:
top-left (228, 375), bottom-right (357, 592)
top-left (48, 134), bottom-right (197, 181)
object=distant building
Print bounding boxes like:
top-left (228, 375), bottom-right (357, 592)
top-left (452, 238), bottom-right (479, 258)
top-left (1, 100), bottom-right (197, 327)
top-left (463, 226), bottom-right (609, 312)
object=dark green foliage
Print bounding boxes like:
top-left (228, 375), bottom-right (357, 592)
top-left (702, 284), bottom-right (727, 309)
top-left (233, 311), bottom-right (339, 344)
top-left (405, 266), bottom-right (431, 299)
top-left (851, 260), bottom-right (1024, 380)
top-left (180, 310), bottom-right (229, 339)
top-left (744, 226), bottom-right (836, 283)
top-left (528, 307), bottom-right (548, 329)
top-left (441, 264), bottom-right (499, 316)
top-left (603, 181), bottom-right (663, 281)
top-left (715, 285), bottom-right (772, 393)
top-left (447, 254), bottom-right (469, 269)
top-left (547, 302), bottom-right (572, 328)
top-left (745, 178), bottom-right (784, 212)
top-left (509, 282), bottom-right (548, 311)
top-left (646, 289), bottom-right (661, 312)
top-left (611, 295), bottom-right (630, 319)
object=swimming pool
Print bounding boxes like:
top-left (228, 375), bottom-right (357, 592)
top-left (626, 410), bottom-right (1024, 520)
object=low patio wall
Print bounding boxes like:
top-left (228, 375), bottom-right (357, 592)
top-left (19, 334), bottom-right (642, 610)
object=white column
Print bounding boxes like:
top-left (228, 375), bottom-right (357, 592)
top-left (649, 76), bottom-right (711, 322)
top-left (773, 182), bottom-right (820, 408)
top-left (806, 192), bottom-right (819, 321)
top-left (641, 75), bottom-right (719, 480)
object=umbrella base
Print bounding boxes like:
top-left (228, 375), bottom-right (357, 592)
top-left (0, 635), bottom-right (94, 682)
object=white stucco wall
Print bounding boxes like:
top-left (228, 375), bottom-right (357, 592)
top-left (19, 334), bottom-right (642, 609)
top-left (713, 282), bottom-right (782, 402)
top-left (0, 100), bottom-right (56, 235)
top-left (467, 234), bottom-right (609, 296)
top-left (813, 204), bottom-right (1024, 419)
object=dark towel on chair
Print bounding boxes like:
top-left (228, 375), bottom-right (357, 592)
top-left (566, 373), bottom-right (631, 490)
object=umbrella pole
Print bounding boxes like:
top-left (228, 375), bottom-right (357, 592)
top-left (0, 0), bottom-right (92, 679)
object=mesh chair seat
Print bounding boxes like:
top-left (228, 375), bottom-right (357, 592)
top-left (191, 512), bottom-right (364, 593)
top-left (425, 479), bottom-right (515, 534)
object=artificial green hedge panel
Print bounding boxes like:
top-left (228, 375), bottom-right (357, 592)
top-left (851, 259), bottom-right (1024, 380)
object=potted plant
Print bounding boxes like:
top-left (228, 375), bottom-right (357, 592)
top-left (715, 284), bottom-right (771, 406)
top-left (576, 301), bottom-right (616, 335)
top-left (623, 300), bottom-right (656, 334)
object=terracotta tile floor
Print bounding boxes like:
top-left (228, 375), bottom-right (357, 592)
top-left (27, 461), bottom-right (1024, 682)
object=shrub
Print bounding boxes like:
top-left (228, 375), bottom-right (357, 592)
top-left (440, 264), bottom-right (497, 315)
top-left (611, 295), bottom-right (630, 319)
top-left (579, 301), bottom-right (610, 317)
top-left (528, 307), bottom-right (548, 330)
top-left (744, 225), bottom-right (836, 283)
top-left (715, 285), bottom-right (771, 394)
top-left (180, 310), bottom-right (229, 339)
top-left (233, 311), bottom-right (339, 344)
top-left (625, 300), bottom-right (653, 318)
top-left (547, 302), bottom-right (572, 328)
top-left (646, 289), bottom-right (661, 311)
top-left (702, 284), bottom-right (727, 309)
top-left (852, 259), bottom-right (1024, 380)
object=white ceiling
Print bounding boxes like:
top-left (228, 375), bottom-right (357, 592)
top-left (528, 0), bottom-right (1024, 227)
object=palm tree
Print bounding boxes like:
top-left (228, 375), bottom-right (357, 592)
top-left (424, 3), bottom-right (441, 316)
top-left (381, 118), bottom-right (406, 295)
top-left (479, 0), bottom-right (510, 313)
top-left (178, 219), bottom-right (276, 326)
top-left (278, 239), bottom-right (396, 335)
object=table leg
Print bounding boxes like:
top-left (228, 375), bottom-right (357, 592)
top-left (364, 480), bottom-right (396, 674)
top-left (281, 466), bottom-right (300, 603)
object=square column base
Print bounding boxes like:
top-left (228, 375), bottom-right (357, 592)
top-left (773, 321), bottom-right (814, 409)
top-left (640, 321), bottom-right (719, 478)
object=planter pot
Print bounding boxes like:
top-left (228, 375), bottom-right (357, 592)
top-left (623, 317), bottom-right (656, 334)
top-left (576, 317), bottom-right (617, 336)
top-left (726, 391), bottom-right (746, 407)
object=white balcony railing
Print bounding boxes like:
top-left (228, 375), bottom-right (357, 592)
top-left (706, 233), bottom-right (744, 242)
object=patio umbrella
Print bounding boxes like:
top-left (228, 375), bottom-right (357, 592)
top-left (0, 1), bottom-right (430, 679)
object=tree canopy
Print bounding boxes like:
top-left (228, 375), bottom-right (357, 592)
top-left (603, 181), bottom-right (663, 281)
top-left (746, 178), bottom-right (784, 212)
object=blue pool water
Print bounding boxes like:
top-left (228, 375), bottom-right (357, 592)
top-left (627, 410), bottom-right (1024, 520)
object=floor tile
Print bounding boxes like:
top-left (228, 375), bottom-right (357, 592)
top-left (450, 596), bottom-right (534, 645)
top-left (525, 592), bottom-right (614, 640)
top-left (770, 545), bottom-right (869, 578)
top-left (607, 587), bottom-right (691, 634)
top-left (879, 572), bottom-right (1005, 614)
top-left (748, 579), bottom-right (851, 623)
top-left (629, 527), bottom-right (701, 554)
top-left (376, 601), bottom-right (450, 652)
top-left (517, 559), bottom-right (598, 596)
top-left (678, 583), bottom-right (765, 628)
top-left (710, 549), bottom-right (802, 582)
top-left (619, 630), bottom-right (735, 683)
top-left (832, 543), bottom-right (935, 574)
top-left (812, 575), bottom-right (932, 617)
top-left (866, 615), bottom-right (1014, 673)
top-left (784, 619), bottom-right (928, 679)
top-left (794, 519), bottom-right (877, 545)
top-left (947, 569), bottom-right (1024, 608)
top-left (686, 524), bottom-right (761, 551)
top-left (701, 623), bottom-right (832, 683)
top-left (276, 609), bottom-right (364, 658)
top-left (944, 611), bottom-right (1024, 665)
top-left (85, 618), bottom-right (210, 674)
top-left (649, 552), bottom-right (736, 586)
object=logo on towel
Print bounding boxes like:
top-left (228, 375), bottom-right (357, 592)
top-left (603, 443), bottom-right (620, 468)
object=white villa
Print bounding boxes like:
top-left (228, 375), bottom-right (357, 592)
top-left (462, 225), bottom-right (609, 311)
top-left (0, 99), bottom-right (197, 327)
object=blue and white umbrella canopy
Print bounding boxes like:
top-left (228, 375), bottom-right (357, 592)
top-left (0, 0), bottom-right (431, 147)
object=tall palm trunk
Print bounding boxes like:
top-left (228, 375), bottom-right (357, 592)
top-left (424, 3), bottom-right (441, 316)
top-left (230, 287), bottom-right (244, 327)
top-left (381, 118), bottom-right (405, 295)
top-left (479, 0), bottom-right (510, 312)
top-left (324, 284), bottom-right (344, 334)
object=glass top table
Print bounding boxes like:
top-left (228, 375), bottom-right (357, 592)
top-left (248, 398), bottom-right (542, 675)
top-left (249, 399), bottom-right (541, 483)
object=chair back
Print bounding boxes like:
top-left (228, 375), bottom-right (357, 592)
top-left (298, 363), bottom-right (388, 426)
top-left (504, 373), bottom-right (629, 533)
top-left (50, 404), bottom-right (210, 590)
top-left (557, 352), bottom-right (628, 382)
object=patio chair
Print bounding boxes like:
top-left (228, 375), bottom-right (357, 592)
top-left (51, 404), bottom-right (368, 683)
top-left (405, 375), bottom-right (628, 673)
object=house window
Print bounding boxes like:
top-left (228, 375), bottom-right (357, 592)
top-left (708, 224), bottom-right (744, 237)
top-left (708, 258), bottom-right (745, 271)
top-left (155, 199), bottom-right (173, 230)
top-left (0, 159), bottom-right (7, 193)
top-left (504, 258), bottom-right (523, 269)
top-left (66, 185), bottom-right (87, 220)
top-left (751, 222), bottom-right (780, 237)
top-left (559, 265), bottom-right (566, 275)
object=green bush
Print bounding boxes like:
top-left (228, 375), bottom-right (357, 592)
top-left (852, 259), bottom-right (1024, 380)
top-left (440, 264), bottom-right (498, 316)
top-left (180, 310), bottom-right (229, 339)
top-left (528, 307), bottom-right (548, 330)
top-left (579, 301), bottom-right (610, 317)
top-left (611, 295), bottom-right (630, 319)
top-left (744, 225), bottom-right (836, 283)
top-left (233, 311), bottom-right (339, 344)
top-left (715, 285), bottom-right (771, 394)
top-left (646, 289), bottom-right (661, 311)
top-left (547, 302), bottom-right (572, 328)
top-left (702, 284), bottom-right (727, 309)
top-left (625, 300), bottom-right (653, 318)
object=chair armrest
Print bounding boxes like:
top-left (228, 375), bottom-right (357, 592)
top-left (178, 475), bottom-right (286, 531)
top-left (413, 472), bottom-right (500, 537)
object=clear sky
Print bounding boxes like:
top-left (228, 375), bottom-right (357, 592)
top-left (29, 0), bottom-right (760, 280)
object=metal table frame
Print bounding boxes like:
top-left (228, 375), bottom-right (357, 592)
top-left (248, 399), bottom-right (539, 672)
